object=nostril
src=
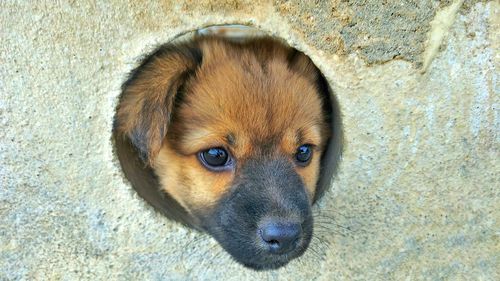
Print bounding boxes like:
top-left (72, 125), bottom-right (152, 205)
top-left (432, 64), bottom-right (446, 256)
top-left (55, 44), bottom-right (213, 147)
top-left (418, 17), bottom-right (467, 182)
top-left (258, 222), bottom-right (302, 254)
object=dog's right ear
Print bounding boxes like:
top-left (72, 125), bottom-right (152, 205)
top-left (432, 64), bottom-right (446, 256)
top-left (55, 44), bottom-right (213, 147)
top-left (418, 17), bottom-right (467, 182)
top-left (114, 42), bottom-right (203, 166)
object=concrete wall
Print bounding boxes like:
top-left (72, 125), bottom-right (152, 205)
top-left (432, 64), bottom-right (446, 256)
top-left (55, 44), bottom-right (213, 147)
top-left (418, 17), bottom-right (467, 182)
top-left (1, 1), bottom-right (498, 280)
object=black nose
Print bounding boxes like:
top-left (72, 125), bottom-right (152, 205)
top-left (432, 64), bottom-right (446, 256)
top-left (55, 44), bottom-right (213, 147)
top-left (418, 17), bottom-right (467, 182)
top-left (258, 221), bottom-right (302, 254)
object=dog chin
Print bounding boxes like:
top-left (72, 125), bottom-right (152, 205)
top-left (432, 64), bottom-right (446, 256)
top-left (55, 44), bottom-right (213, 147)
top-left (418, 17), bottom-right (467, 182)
top-left (238, 242), bottom-right (311, 271)
top-left (209, 225), bottom-right (313, 271)
top-left (241, 258), bottom-right (296, 271)
top-left (197, 208), bottom-right (314, 270)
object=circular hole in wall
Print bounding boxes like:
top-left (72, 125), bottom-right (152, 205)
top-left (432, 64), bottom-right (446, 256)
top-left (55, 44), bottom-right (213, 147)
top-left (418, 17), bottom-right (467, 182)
top-left (113, 25), bottom-right (343, 228)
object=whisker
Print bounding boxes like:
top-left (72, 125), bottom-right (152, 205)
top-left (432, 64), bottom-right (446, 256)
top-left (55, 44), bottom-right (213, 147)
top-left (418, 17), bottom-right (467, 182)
top-left (181, 233), bottom-right (211, 263)
top-left (312, 235), bottom-right (331, 248)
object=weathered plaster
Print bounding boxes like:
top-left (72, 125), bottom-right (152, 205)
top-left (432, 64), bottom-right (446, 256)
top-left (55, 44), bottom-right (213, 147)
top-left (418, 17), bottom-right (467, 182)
top-left (1, 1), bottom-right (498, 280)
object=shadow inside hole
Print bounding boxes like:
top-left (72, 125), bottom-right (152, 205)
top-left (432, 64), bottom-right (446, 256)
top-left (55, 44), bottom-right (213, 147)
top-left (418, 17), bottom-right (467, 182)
top-left (113, 25), bottom-right (344, 228)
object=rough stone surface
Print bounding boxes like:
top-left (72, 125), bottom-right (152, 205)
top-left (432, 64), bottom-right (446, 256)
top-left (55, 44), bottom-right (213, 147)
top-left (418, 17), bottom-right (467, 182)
top-left (276, 0), bottom-right (440, 65)
top-left (1, 1), bottom-right (498, 280)
top-left (275, 0), bottom-right (491, 66)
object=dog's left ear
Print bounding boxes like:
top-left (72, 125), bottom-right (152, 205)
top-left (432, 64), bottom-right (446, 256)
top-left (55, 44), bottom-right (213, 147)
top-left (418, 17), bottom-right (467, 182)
top-left (115, 43), bottom-right (203, 166)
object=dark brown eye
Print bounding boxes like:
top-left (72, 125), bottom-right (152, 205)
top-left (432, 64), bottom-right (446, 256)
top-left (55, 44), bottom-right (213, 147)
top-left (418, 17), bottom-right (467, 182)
top-left (199, 147), bottom-right (232, 171)
top-left (295, 145), bottom-right (312, 166)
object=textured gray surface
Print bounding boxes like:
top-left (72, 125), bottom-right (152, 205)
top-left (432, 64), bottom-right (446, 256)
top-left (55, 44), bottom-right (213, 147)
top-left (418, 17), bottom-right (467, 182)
top-left (275, 0), bottom-right (491, 66)
top-left (1, 1), bottom-right (499, 280)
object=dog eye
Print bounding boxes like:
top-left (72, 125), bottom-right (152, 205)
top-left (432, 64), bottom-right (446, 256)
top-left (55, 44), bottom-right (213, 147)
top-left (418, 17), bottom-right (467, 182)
top-left (295, 145), bottom-right (313, 166)
top-left (199, 147), bottom-right (231, 170)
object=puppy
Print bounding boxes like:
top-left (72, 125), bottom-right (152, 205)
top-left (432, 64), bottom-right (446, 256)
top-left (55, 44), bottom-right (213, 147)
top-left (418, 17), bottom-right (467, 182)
top-left (114, 36), bottom-right (334, 270)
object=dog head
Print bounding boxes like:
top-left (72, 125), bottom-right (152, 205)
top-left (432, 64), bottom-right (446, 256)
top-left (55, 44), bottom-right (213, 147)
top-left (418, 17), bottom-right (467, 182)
top-left (115, 36), bottom-right (333, 270)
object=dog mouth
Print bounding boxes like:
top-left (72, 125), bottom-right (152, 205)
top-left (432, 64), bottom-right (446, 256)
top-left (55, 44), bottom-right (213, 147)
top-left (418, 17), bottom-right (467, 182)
top-left (197, 199), bottom-right (314, 270)
top-left (240, 245), bottom-right (308, 270)
top-left (202, 216), bottom-right (313, 271)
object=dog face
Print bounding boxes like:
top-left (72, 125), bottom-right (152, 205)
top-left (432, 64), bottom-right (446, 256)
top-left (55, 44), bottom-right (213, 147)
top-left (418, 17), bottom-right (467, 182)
top-left (115, 37), bottom-right (331, 270)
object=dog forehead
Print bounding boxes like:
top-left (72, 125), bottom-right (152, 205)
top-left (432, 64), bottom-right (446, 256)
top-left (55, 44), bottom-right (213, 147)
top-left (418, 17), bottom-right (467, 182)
top-left (184, 59), bottom-right (323, 132)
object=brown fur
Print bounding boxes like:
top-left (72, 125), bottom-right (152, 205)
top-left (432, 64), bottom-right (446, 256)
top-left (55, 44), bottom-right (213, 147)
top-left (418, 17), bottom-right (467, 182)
top-left (116, 36), bottom-right (330, 216)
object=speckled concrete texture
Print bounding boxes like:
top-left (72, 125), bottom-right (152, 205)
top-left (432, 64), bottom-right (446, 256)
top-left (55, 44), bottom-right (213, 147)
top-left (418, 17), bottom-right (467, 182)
top-left (1, 1), bottom-right (498, 280)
